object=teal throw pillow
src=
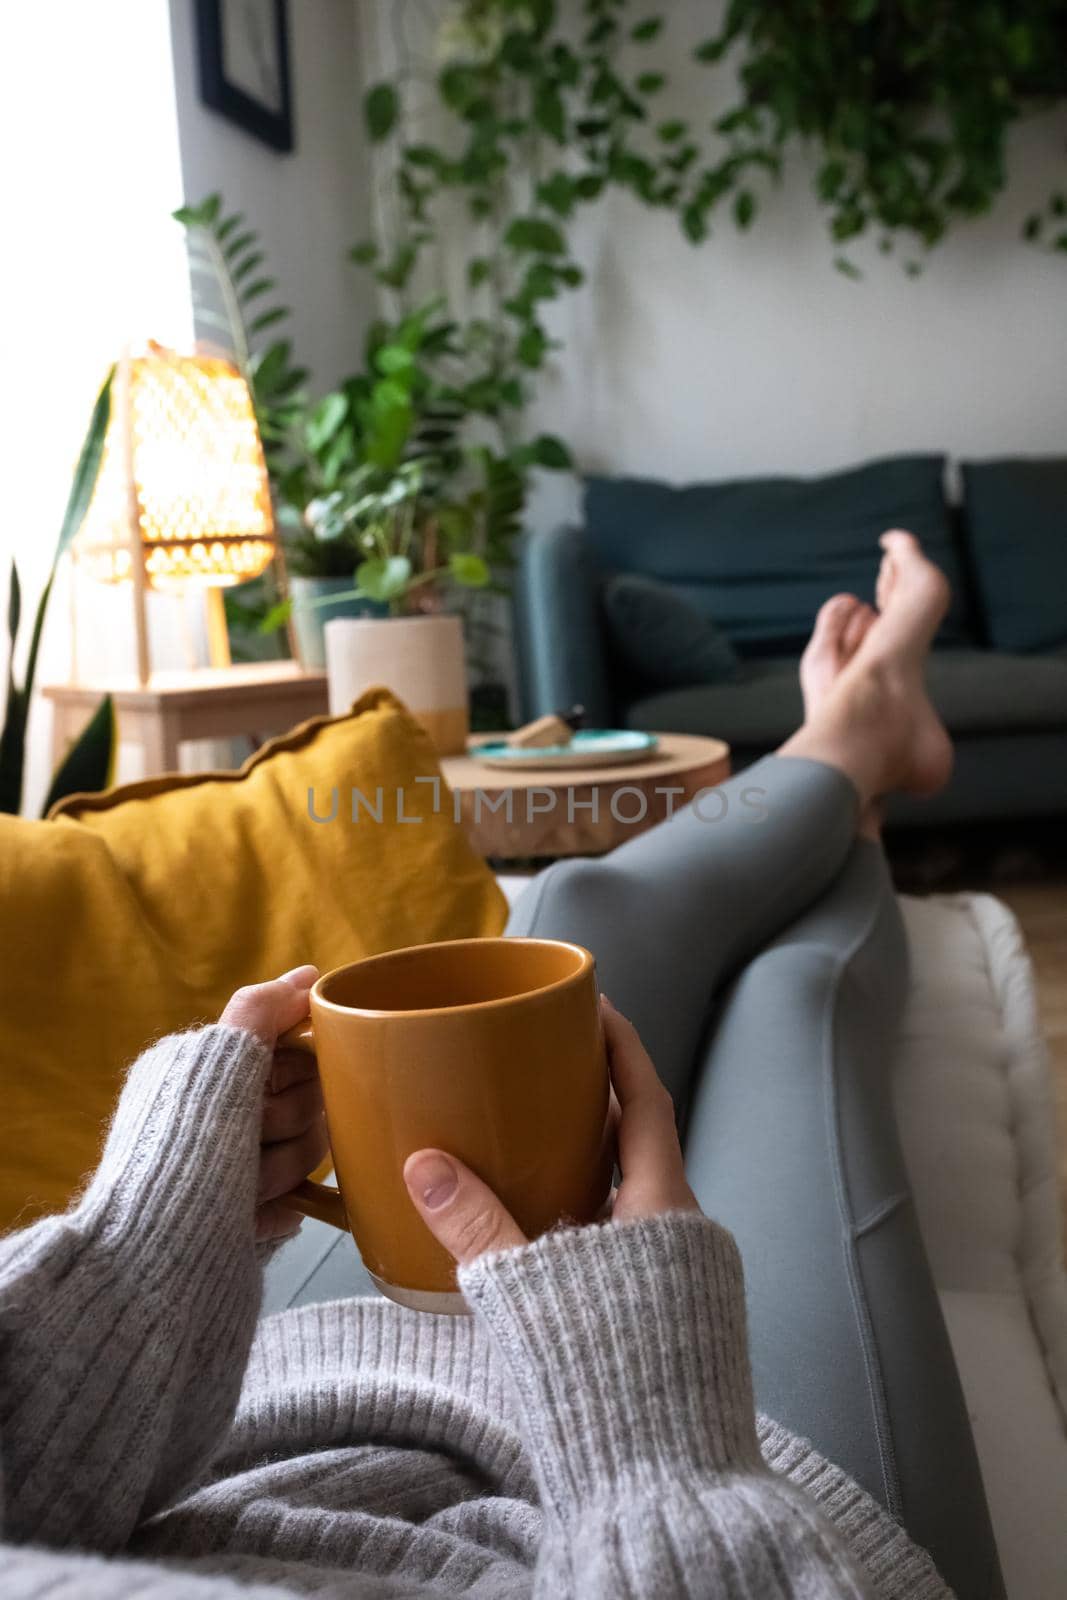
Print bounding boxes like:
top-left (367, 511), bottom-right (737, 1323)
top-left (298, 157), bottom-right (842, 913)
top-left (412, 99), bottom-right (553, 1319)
top-left (962, 458), bottom-right (1067, 651)
top-left (602, 574), bottom-right (741, 690)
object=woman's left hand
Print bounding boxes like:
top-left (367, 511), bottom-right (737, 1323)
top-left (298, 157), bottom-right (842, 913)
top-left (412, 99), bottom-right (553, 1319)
top-left (220, 966), bottom-right (328, 1241)
top-left (403, 996), bottom-right (700, 1266)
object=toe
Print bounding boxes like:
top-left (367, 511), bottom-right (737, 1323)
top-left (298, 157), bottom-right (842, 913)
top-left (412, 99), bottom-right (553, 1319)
top-left (876, 529), bottom-right (950, 626)
top-left (800, 595), bottom-right (858, 711)
top-left (879, 528), bottom-right (921, 555)
top-left (811, 593), bottom-right (858, 647)
top-left (842, 601), bottom-right (876, 656)
top-left (875, 553), bottom-right (895, 613)
top-left (876, 530), bottom-right (921, 610)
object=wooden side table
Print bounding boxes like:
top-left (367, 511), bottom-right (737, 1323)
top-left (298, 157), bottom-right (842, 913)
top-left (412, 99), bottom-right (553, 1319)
top-left (42, 663), bottom-right (329, 779)
top-left (439, 732), bottom-right (731, 859)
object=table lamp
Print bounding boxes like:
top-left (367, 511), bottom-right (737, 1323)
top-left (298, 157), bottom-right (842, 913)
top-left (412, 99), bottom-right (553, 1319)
top-left (72, 344), bottom-right (276, 681)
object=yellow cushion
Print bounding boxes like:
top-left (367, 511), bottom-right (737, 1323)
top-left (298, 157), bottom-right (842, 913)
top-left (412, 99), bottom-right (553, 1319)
top-left (0, 688), bottom-right (507, 1229)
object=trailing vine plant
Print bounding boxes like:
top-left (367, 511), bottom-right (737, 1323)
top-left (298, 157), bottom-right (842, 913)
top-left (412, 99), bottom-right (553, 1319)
top-left (355, 0), bottom-right (736, 437)
top-left (357, 0), bottom-right (1067, 360)
top-left (687, 0), bottom-right (1067, 273)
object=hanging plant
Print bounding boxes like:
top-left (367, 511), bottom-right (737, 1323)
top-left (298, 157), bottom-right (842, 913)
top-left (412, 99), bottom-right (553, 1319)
top-left (356, 0), bottom-right (732, 428)
top-left (350, 0), bottom-right (729, 652)
top-left (361, 0), bottom-right (1067, 303)
top-left (688, 0), bottom-right (1067, 271)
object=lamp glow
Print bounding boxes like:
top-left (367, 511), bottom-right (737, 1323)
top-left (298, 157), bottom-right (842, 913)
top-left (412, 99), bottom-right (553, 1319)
top-left (74, 345), bottom-right (275, 592)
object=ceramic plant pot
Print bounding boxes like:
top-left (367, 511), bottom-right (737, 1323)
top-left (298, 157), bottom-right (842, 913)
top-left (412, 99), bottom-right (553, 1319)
top-left (324, 613), bottom-right (469, 755)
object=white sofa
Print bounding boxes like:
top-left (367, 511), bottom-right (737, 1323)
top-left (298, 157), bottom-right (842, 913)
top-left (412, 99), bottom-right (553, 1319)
top-left (892, 894), bottom-right (1067, 1600)
top-left (264, 888), bottom-right (1067, 1599)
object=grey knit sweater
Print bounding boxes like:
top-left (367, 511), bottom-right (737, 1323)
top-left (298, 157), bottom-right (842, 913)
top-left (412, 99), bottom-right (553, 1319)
top-left (0, 1025), bottom-right (953, 1599)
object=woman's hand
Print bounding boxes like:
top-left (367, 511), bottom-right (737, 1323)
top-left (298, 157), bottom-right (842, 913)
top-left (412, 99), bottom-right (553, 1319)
top-left (220, 966), bottom-right (328, 1241)
top-left (403, 996), bottom-right (700, 1265)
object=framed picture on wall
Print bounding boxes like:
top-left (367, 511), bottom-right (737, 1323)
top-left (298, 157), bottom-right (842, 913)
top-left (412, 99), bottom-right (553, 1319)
top-left (195, 0), bottom-right (294, 152)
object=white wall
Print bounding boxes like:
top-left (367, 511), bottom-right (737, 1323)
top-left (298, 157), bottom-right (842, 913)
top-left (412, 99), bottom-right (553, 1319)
top-left (168, 0), bottom-right (373, 395)
top-left (0, 0), bottom-right (195, 815)
top-left (529, 1), bottom-right (1067, 497)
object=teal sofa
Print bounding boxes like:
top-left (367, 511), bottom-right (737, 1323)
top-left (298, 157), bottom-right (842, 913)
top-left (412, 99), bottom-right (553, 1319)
top-left (514, 454), bottom-right (1067, 825)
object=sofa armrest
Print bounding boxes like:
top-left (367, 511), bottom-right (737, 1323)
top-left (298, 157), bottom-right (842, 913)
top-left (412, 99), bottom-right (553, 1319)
top-left (513, 524), bottom-right (613, 723)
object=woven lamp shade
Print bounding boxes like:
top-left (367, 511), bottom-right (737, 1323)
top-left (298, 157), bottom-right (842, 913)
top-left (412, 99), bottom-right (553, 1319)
top-left (74, 346), bottom-right (275, 591)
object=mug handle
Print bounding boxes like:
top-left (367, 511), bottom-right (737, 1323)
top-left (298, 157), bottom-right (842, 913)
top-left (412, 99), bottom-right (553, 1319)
top-left (277, 1021), bottom-right (348, 1232)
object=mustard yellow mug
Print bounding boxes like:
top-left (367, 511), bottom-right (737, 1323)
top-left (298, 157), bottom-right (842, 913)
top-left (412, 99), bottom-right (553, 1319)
top-left (281, 936), bottom-right (611, 1313)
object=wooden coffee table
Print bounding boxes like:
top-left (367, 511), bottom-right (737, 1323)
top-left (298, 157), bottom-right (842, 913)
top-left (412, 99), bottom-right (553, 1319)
top-left (439, 732), bottom-right (730, 860)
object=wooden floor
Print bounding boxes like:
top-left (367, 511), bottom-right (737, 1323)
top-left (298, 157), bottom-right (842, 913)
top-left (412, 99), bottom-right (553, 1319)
top-left (889, 826), bottom-right (1067, 1262)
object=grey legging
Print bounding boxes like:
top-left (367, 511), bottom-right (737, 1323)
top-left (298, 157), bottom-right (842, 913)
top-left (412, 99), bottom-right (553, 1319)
top-left (505, 754), bottom-right (1003, 1600)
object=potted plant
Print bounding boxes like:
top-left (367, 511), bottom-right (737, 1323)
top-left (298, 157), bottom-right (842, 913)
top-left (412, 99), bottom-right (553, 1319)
top-left (284, 300), bottom-right (526, 752)
top-left (279, 524), bottom-right (384, 674)
top-left (175, 198), bottom-right (568, 738)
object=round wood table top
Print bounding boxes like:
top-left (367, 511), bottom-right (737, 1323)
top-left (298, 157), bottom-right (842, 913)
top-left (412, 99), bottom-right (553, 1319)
top-left (439, 731), bottom-right (731, 859)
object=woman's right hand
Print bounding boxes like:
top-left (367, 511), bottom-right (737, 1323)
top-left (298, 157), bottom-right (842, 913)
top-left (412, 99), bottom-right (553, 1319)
top-left (403, 997), bottom-right (701, 1266)
top-left (597, 999), bottom-right (702, 1224)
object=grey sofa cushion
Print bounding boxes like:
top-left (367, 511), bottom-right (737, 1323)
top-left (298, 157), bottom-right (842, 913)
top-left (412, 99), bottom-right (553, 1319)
top-left (627, 651), bottom-right (1067, 748)
top-left (628, 660), bottom-right (803, 747)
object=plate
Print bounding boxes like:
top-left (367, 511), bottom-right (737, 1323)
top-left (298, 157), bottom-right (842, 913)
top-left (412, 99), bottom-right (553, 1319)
top-left (470, 730), bottom-right (660, 770)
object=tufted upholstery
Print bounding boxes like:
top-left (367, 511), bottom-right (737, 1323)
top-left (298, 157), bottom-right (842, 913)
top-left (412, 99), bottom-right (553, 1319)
top-left (894, 894), bottom-right (1067, 1600)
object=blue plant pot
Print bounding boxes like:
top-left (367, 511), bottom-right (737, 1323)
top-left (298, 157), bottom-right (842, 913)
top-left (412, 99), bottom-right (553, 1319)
top-left (289, 576), bottom-right (385, 670)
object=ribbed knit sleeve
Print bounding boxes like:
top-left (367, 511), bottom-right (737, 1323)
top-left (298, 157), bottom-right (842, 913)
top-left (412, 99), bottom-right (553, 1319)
top-left (0, 1544), bottom-right (305, 1600)
top-left (460, 1212), bottom-right (877, 1599)
top-left (0, 1024), bottom-right (270, 1554)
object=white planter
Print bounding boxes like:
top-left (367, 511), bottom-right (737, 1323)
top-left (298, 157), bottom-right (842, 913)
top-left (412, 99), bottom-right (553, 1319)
top-left (324, 614), bottom-right (469, 755)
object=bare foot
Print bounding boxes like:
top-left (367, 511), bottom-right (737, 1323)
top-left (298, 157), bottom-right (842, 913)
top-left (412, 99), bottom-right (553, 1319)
top-left (781, 532), bottom-right (953, 806)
